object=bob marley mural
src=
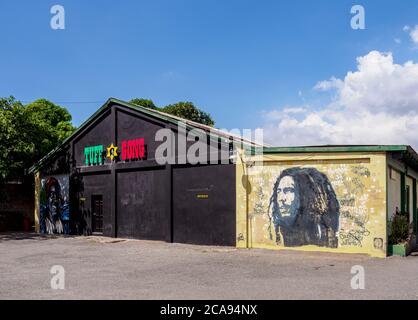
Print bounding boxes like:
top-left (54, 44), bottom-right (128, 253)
top-left (268, 167), bottom-right (339, 248)
top-left (39, 175), bottom-right (70, 235)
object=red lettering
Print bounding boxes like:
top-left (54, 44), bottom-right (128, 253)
top-left (134, 139), bottom-right (140, 159)
top-left (122, 141), bottom-right (127, 161)
top-left (138, 138), bottom-right (145, 158)
top-left (128, 140), bottom-right (134, 159)
top-left (120, 138), bottom-right (145, 161)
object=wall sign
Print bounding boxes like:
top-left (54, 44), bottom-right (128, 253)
top-left (106, 143), bottom-right (118, 161)
top-left (84, 139), bottom-right (145, 165)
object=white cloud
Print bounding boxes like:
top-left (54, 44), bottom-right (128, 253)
top-left (404, 25), bottom-right (410, 32)
top-left (283, 107), bottom-right (307, 114)
top-left (410, 25), bottom-right (418, 44)
top-left (263, 51), bottom-right (418, 148)
top-left (314, 77), bottom-right (343, 91)
top-left (394, 38), bottom-right (401, 44)
top-left (263, 107), bottom-right (308, 121)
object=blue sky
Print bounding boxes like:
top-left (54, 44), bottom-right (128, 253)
top-left (1, 0), bottom-right (418, 135)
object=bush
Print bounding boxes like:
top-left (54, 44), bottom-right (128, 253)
top-left (389, 214), bottom-right (410, 245)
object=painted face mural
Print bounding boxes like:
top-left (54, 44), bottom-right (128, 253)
top-left (268, 167), bottom-right (340, 248)
top-left (39, 175), bottom-right (70, 235)
top-left (276, 176), bottom-right (300, 223)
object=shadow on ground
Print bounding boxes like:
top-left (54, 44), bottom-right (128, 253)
top-left (0, 232), bottom-right (75, 242)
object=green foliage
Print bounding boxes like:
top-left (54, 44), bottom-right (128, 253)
top-left (388, 213), bottom-right (410, 245)
top-left (0, 96), bottom-right (76, 180)
top-left (161, 102), bottom-right (215, 127)
top-left (130, 98), bottom-right (215, 127)
top-left (0, 97), bottom-right (26, 181)
top-left (129, 98), bottom-right (157, 110)
top-left (24, 99), bottom-right (75, 159)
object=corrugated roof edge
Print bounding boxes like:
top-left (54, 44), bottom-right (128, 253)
top-left (262, 145), bottom-right (410, 153)
top-left (28, 97), bottom-right (265, 174)
top-left (248, 145), bottom-right (418, 172)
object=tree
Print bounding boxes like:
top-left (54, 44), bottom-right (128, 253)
top-left (129, 98), bottom-right (157, 110)
top-left (24, 99), bottom-right (75, 159)
top-left (161, 102), bottom-right (215, 127)
top-left (129, 98), bottom-right (215, 126)
top-left (0, 96), bottom-right (76, 181)
top-left (0, 97), bottom-right (27, 181)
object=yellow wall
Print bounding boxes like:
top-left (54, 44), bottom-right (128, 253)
top-left (387, 167), bottom-right (401, 221)
top-left (236, 151), bottom-right (387, 258)
top-left (34, 171), bottom-right (40, 233)
top-left (236, 147), bottom-right (252, 249)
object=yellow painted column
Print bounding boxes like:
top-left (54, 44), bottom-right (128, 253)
top-left (236, 147), bottom-right (249, 248)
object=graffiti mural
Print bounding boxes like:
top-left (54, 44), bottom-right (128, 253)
top-left (267, 167), bottom-right (339, 248)
top-left (335, 166), bottom-right (372, 247)
top-left (39, 175), bottom-right (70, 234)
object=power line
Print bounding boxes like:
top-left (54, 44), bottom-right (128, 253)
top-left (20, 100), bottom-right (104, 104)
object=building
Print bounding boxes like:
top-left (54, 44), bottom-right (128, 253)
top-left (29, 98), bottom-right (256, 245)
top-left (0, 180), bottom-right (34, 232)
top-left (30, 98), bottom-right (418, 257)
top-left (237, 145), bottom-right (418, 258)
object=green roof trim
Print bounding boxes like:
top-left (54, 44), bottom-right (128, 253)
top-left (245, 144), bottom-right (418, 173)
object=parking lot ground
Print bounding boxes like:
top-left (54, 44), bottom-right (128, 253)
top-left (1, 232), bottom-right (418, 299)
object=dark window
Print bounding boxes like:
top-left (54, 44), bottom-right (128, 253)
top-left (92, 195), bottom-right (103, 234)
top-left (406, 185), bottom-right (411, 219)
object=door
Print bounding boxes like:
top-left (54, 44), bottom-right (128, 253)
top-left (116, 169), bottom-right (169, 240)
top-left (172, 165), bottom-right (236, 246)
top-left (92, 195), bottom-right (103, 234)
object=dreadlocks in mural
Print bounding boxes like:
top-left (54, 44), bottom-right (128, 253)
top-left (40, 176), bottom-right (70, 235)
top-left (268, 167), bottom-right (340, 248)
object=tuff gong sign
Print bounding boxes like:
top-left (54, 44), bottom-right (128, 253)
top-left (121, 138), bottom-right (145, 161)
top-left (84, 138), bottom-right (146, 165)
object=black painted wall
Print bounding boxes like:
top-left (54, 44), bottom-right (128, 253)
top-left (117, 167), bottom-right (170, 241)
top-left (117, 109), bottom-right (165, 163)
top-left (173, 164), bottom-right (236, 246)
top-left (40, 102), bottom-right (237, 246)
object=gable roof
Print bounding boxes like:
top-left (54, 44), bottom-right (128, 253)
top-left (28, 98), bottom-right (266, 173)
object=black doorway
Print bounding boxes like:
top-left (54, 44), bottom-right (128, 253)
top-left (92, 195), bottom-right (103, 234)
top-left (172, 165), bottom-right (236, 246)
